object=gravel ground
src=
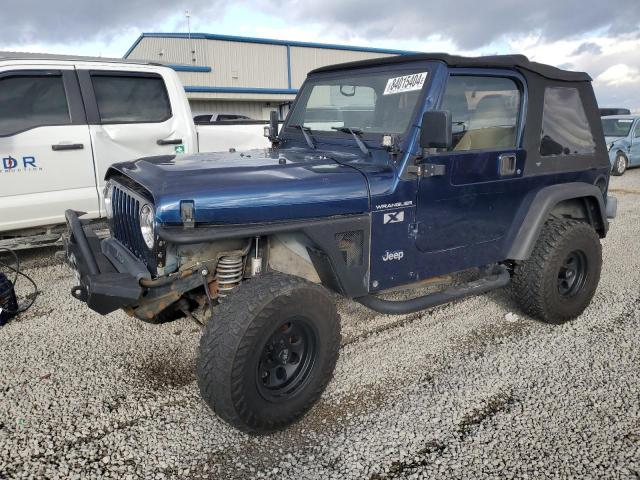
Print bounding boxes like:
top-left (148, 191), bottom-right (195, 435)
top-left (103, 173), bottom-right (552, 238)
top-left (1, 172), bottom-right (639, 479)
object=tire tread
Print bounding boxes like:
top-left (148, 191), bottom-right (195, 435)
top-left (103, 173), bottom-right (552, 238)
top-left (196, 273), bottom-right (340, 433)
top-left (512, 218), bottom-right (601, 324)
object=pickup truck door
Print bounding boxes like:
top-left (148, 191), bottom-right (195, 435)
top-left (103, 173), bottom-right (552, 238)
top-left (0, 66), bottom-right (96, 232)
top-left (77, 67), bottom-right (197, 205)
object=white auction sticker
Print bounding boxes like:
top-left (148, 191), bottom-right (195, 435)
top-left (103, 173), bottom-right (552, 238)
top-left (383, 72), bottom-right (428, 95)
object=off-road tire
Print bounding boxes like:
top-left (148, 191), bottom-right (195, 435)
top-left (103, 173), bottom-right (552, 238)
top-left (196, 272), bottom-right (341, 433)
top-left (512, 219), bottom-right (602, 324)
top-left (612, 152), bottom-right (628, 176)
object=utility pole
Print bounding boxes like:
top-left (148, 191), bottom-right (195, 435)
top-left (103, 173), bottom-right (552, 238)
top-left (185, 9), bottom-right (195, 62)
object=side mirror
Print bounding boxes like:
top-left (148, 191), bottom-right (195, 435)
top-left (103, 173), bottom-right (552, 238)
top-left (264, 110), bottom-right (280, 142)
top-left (419, 111), bottom-right (452, 149)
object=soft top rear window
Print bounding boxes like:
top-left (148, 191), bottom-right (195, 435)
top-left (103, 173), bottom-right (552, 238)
top-left (540, 87), bottom-right (595, 157)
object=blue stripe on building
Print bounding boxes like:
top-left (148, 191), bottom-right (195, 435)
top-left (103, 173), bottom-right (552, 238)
top-left (167, 64), bottom-right (212, 72)
top-left (184, 86), bottom-right (298, 95)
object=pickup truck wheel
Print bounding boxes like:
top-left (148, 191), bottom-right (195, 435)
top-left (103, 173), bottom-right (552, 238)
top-left (512, 219), bottom-right (602, 324)
top-left (612, 152), bottom-right (628, 176)
top-left (196, 273), bottom-right (340, 433)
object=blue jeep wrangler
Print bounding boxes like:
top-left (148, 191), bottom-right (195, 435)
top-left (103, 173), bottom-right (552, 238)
top-left (65, 54), bottom-right (617, 433)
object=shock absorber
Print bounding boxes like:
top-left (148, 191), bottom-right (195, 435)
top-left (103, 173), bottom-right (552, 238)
top-left (216, 256), bottom-right (244, 297)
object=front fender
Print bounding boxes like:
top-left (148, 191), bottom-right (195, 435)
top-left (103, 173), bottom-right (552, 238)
top-left (608, 142), bottom-right (629, 166)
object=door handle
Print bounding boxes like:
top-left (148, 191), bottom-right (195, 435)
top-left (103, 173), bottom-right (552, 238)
top-left (51, 143), bottom-right (84, 151)
top-left (498, 153), bottom-right (517, 176)
top-left (157, 138), bottom-right (183, 145)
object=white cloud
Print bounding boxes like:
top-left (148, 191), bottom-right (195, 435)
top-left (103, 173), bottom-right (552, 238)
top-left (596, 64), bottom-right (640, 86)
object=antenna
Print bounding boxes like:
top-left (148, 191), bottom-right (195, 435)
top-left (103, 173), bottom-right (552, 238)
top-left (185, 9), bottom-right (195, 62)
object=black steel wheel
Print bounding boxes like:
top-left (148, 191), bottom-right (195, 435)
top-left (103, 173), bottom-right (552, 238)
top-left (512, 219), bottom-right (602, 324)
top-left (197, 273), bottom-right (340, 433)
top-left (256, 318), bottom-right (317, 400)
top-left (557, 250), bottom-right (588, 298)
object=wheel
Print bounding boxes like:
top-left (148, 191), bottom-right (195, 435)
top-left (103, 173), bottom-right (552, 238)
top-left (612, 152), bottom-right (628, 176)
top-left (512, 219), bottom-right (602, 324)
top-left (196, 273), bottom-right (341, 433)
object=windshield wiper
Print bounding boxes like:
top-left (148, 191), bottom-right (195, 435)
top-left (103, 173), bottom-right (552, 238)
top-left (331, 127), bottom-right (370, 156)
top-left (290, 125), bottom-right (316, 149)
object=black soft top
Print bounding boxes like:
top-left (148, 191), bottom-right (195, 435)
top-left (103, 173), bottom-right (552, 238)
top-left (310, 53), bottom-right (591, 82)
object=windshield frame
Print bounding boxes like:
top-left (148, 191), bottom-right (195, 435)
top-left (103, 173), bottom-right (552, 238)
top-left (281, 61), bottom-right (435, 146)
top-left (601, 117), bottom-right (635, 137)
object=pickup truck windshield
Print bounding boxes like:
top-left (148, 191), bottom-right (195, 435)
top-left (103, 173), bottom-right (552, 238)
top-left (602, 118), bottom-right (634, 137)
top-left (287, 69), bottom-right (428, 135)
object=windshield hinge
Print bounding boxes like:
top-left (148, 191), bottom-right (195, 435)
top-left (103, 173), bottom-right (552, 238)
top-left (422, 163), bottom-right (446, 177)
top-left (406, 164), bottom-right (423, 177)
top-left (407, 162), bottom-right (446, 178)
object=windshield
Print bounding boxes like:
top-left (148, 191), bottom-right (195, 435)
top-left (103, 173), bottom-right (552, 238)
top-left (602, 118), bottom-right (634, 137)
top-left (287, 68), bottom-right (429, 135)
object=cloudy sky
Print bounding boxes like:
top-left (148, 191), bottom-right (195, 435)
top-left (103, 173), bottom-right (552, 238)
top-left (2, 0), bottom-right (640, 110)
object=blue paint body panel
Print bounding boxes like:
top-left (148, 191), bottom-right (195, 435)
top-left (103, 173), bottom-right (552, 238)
top-left (109, 149), bottom-right (370, 225)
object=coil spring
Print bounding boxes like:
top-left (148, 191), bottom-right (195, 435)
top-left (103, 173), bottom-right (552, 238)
top-left (216, 256), bottom-right (244, 297)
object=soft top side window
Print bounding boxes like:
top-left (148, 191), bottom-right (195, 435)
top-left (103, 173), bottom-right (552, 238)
top-left (0, 73), bottom-right (70, 136)
top-left (90, 73), bottom-right (172, 124)
top-left (441, 75), bottom-right (521, 152)
top-left (540, 87), bottom-right (595, 157)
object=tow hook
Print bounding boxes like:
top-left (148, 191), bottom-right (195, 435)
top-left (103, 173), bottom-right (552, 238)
top-left (71, 285), bottom-right (88, 302)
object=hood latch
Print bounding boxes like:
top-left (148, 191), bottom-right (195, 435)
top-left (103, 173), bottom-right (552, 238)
top-left (180, 200), bottom-right (195, 229)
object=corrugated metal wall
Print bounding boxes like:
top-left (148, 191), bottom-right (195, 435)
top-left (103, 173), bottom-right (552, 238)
top-left (129, 37), bottom-right (289, 90)
top-left (127, 35), bottom-right (401, 119)
top-left (289, 48), bottom-right (394, 88)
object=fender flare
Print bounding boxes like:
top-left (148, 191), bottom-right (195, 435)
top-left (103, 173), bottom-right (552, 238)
top-left (506, 182), bottom-right (608, 261)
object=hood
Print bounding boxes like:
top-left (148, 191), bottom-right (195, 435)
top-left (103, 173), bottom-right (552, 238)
top-left (109, 148), bottom-right (371, 225)
top-left (605, 136), bottom-right (626, 146)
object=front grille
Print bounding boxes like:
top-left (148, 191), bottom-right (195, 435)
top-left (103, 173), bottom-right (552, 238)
top-left (335, 230), bottom-right (364, 267)
top-left (111, 184), bottom-right (150, 263)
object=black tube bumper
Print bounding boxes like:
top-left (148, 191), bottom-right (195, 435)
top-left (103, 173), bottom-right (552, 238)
top-left (64, 210), bottom-right (142, 315)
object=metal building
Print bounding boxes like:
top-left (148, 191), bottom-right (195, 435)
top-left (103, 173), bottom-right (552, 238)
top-left (124, 33), bottom-right (415, 120)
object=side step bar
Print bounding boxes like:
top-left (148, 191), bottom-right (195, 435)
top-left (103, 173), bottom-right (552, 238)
top-left (356, 265), bottom-right (511, 315)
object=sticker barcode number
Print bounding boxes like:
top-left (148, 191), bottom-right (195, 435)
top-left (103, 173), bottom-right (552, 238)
top-left (383, 72), bottom-right (428, 95)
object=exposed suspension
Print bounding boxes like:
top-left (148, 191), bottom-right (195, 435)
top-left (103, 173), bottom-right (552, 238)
top-left (216, 256), bottom-right (243, 297)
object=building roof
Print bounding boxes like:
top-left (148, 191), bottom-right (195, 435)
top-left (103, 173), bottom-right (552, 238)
top-left (311, 53), bottom-right (592, 82)
top-left (124, 32), bottom-right (419, 58)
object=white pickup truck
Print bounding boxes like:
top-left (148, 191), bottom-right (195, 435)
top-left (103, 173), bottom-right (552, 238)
top-left (0, 53), bottom-right (270, 249)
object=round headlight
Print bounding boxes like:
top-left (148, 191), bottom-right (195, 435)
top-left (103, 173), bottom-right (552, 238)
top-left (139, 204), bottom-right (155, 249)
top-left (103, 181), bottom-right (114, 219)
